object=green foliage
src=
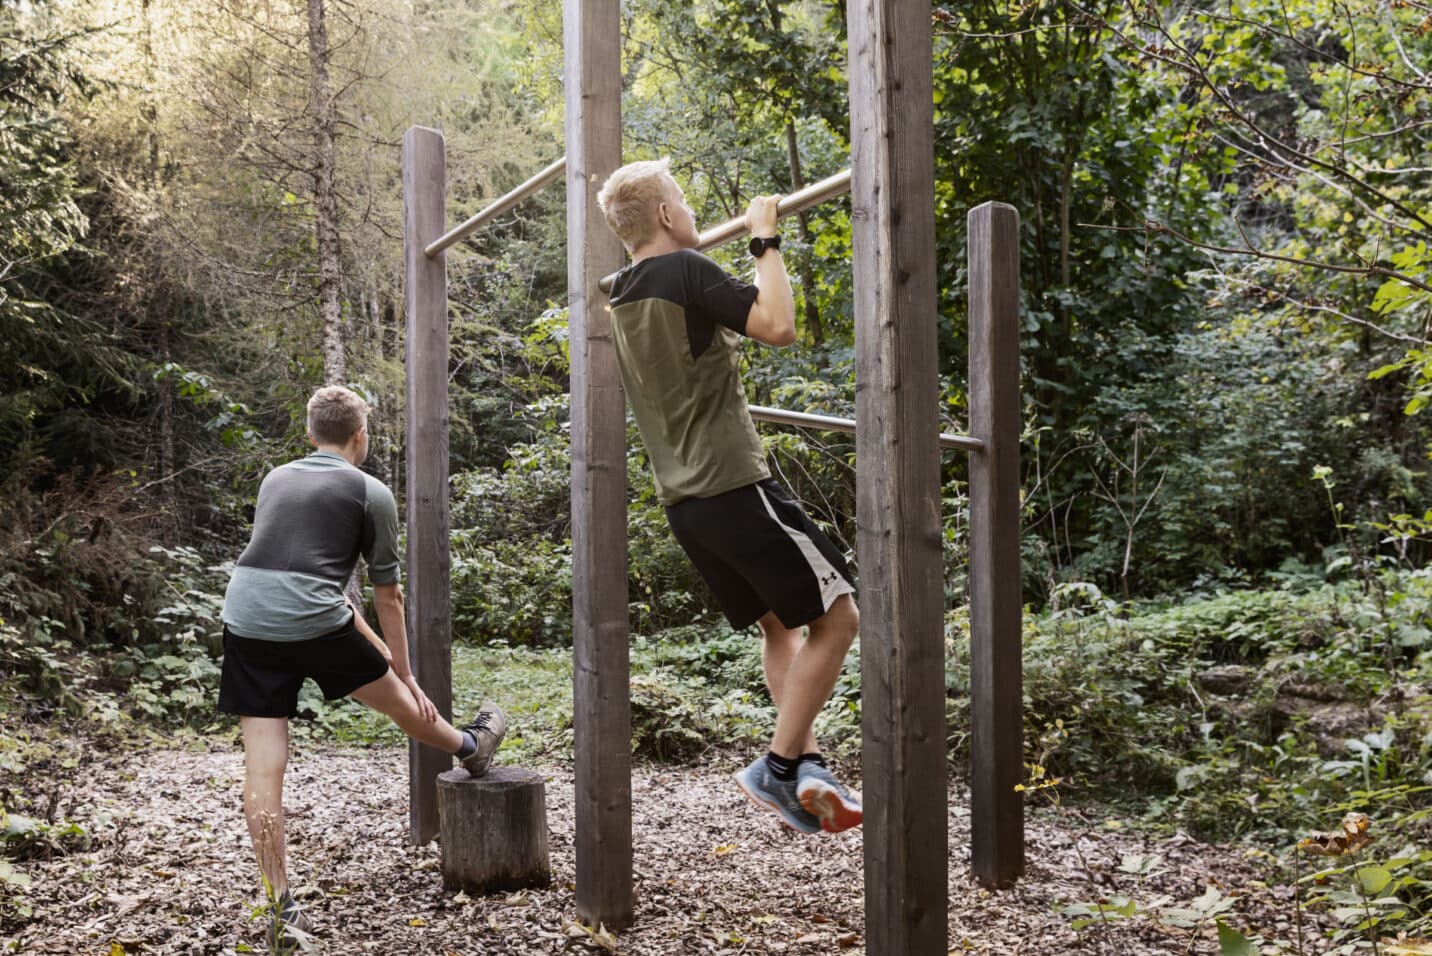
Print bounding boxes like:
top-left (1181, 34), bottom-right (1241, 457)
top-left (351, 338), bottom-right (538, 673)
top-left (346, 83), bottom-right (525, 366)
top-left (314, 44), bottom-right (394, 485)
top-left (1009, 573), bottom-right (1432, 845)
top-left (449, 392), bottom-right (728, 646)
top-left (0, 13), bottom-right (138, 475)
top-left (0, 482), bottom-right (230, 731)
top-left (0, 811), bottom-right (87, 861)
top-left (1295, 815), bottom-right (1432, 951)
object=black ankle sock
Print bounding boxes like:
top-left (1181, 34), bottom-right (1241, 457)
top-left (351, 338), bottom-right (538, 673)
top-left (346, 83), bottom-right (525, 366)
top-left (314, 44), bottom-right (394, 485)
top-left (766, 751), bottom-right (798, 781)
top-left (798, 752), bottom-right (826, 768)
top-left (455, 730), bottom-right (478, 759)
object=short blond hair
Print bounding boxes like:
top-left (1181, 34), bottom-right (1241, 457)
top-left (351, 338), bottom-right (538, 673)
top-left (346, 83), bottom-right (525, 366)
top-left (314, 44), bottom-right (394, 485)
top-left (597, 158), bottom-right (674, 251)
top-left (307, 385), bottom-right (369, 445)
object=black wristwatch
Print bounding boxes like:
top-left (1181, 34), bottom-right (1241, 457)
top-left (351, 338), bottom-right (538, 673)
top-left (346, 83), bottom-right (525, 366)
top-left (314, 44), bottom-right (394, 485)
top-left (748, 235), bottom-right (782, 258)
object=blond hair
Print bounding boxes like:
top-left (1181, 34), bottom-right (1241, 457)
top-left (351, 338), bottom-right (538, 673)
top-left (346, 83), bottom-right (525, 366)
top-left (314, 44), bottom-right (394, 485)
top-left (307, 386), bottom-right (369, 446)
top-left (597, 158), bottom-right (674, 251)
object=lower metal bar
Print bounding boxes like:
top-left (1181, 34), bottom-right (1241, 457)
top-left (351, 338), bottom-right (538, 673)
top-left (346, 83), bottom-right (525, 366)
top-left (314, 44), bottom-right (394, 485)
top-left (748, 404), bottom-right (982, 453)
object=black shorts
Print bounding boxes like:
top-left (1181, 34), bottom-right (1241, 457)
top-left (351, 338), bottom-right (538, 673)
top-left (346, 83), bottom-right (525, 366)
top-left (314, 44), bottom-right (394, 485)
top-left (665, 478), bottom-right (855, 630)
top-left (217, 615), bottom-right (390, 718)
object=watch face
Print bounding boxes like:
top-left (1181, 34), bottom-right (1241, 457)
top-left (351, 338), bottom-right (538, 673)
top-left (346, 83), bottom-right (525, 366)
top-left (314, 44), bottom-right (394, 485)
top-left (749, 236), bottom-right (779, 257)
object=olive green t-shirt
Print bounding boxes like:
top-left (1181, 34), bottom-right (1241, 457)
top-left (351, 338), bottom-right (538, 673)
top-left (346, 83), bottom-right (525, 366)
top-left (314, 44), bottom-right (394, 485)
top-left (607, 248), bottom-right (769, 505)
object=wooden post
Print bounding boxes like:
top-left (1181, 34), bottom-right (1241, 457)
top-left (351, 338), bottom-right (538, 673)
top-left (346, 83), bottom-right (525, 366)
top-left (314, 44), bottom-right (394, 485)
top-left (847, 1), bottom-right (947, 953)
top-left (564, 0), bottom-right (633, 931)
top-left (968, 201), bottom-right (1024, 888)
top-left (437, 767), bottom-right (551, 893)
top-left (402, 125), bottom-right (453, 846)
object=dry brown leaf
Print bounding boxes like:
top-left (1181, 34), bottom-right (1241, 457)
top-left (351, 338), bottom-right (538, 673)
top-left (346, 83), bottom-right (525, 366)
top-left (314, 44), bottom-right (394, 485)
top-left (1298, 812), bottom-right (1373, 857)
top-left (562, 917), bottom-right (619, 953)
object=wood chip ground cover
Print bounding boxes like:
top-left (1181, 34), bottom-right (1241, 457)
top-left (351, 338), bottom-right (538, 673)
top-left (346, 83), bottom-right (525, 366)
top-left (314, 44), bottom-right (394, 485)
top-left (4, 742), bottom-right (1328, 955)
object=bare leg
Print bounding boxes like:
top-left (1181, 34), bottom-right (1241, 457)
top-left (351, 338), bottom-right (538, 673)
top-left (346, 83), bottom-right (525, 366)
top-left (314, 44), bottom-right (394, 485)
top-left (767, 595), bottom-right (859, 758)
top-left (758, 614), bottom-right (820, 755)
top-left (349, 670), bottom-right (464, 753)
top-left (240, 717), bottom-right (291, 897)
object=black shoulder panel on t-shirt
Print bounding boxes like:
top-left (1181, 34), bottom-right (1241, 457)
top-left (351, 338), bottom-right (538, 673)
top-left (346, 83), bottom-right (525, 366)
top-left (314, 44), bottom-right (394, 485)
top-left (608, 249), bottom-right (758, 362)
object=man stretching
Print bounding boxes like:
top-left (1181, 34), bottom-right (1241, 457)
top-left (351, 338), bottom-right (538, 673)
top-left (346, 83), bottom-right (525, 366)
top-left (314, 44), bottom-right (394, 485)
top-left (596, 159), bottom-right (862, 835)
top-left (218, 385), bottom-right (507, 948)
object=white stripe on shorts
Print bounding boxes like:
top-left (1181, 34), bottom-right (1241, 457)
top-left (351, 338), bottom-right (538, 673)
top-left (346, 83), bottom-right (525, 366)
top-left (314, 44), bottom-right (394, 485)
top-left (754, 484), bottom-right (854, 615)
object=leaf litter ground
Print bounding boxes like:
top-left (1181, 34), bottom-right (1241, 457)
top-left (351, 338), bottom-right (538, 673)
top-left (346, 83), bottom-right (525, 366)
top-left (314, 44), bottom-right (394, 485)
top-left (6, 741), bottom-right (1324, 955)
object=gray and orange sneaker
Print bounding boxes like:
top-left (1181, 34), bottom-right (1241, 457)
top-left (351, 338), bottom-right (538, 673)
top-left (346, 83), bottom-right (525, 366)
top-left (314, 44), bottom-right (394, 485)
top-left (796, 760), bottom-right (863, 833)
top-left (734, 756), bottom-right (821, 834)
top-left (265, 890), bottom-right (315, 954)
top-left (458, 700), bottom-right (507, 777)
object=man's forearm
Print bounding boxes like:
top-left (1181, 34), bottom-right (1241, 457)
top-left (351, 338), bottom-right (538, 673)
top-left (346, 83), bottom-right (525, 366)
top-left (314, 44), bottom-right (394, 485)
top-left (374, 589), bottom-right (414, 678)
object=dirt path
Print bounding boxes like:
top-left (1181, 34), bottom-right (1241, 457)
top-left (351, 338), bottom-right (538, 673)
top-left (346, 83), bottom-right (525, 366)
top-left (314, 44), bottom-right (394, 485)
top-left (4, 741), bottom-right (1314, 955)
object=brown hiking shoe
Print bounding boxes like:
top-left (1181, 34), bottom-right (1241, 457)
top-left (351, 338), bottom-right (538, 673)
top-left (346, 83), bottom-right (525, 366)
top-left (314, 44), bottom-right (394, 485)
top-left (458, 700), bottom-right (507, 777)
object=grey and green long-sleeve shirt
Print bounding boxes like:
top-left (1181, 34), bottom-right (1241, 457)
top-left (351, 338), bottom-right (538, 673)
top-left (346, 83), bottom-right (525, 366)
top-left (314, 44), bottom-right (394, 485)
top-left (221, 451), bottom-right (401, 641)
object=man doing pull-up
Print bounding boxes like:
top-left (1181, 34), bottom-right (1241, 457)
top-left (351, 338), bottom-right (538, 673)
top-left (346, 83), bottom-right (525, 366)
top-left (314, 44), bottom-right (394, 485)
top-left (597, 159), bottom-right (862, 835)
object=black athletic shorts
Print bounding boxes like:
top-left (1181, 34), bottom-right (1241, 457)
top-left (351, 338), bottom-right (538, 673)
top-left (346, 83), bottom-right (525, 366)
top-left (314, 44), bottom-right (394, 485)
top-left (665, 478), bottom-right (855, 630)
top-left (217, 614), bottom-right (390, 718)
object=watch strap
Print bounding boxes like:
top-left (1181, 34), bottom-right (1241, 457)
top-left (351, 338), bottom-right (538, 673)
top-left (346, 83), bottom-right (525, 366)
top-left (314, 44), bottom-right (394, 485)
top-left (749, 235), bottom-right (782, 257)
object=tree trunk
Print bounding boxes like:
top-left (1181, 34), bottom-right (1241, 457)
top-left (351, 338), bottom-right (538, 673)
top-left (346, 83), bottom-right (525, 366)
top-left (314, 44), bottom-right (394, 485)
top-left (437, 768), bottom-right (551, 893)
top-left (143, 0), bottom-right (176, 520)
top-left (306, 0), bottom-right (345, 385)
top-left (784, 121), bottom-right (824, 348)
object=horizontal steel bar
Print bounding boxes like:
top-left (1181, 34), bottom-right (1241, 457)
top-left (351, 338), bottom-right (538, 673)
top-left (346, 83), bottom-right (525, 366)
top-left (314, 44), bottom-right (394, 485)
top-left (597, 168), bottom-right (853, 293)
top-left (425, 156), bottom-right (567, 258)
top-left (696, 168), bottom-right (853, 251)
top-left (748, 404), bottom-right (983, 453)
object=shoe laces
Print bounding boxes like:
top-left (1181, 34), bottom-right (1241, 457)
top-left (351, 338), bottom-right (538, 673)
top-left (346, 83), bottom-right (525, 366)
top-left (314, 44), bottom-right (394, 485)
top-left (465, 711), bottom-right (493, 733)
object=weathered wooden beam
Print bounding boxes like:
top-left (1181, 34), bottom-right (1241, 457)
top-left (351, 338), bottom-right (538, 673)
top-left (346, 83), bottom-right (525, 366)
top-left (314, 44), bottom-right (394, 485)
top-left (968, 201), bottom-right (1025, 888)
top-left (564, 0), bottom-right (633, 932)
top-left (847, 1), bottom-right (947, 953)
top-left (401, 125), bottom-right (453, 846)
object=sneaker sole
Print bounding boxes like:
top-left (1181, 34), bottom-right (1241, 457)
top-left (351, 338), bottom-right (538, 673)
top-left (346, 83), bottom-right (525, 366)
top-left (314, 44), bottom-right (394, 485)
top-left (732, 771), bottom-right (820, 834)
top-left (798, 779), bottom-right (863, 833)
top-left (461, 754), bottom-right (494, 777)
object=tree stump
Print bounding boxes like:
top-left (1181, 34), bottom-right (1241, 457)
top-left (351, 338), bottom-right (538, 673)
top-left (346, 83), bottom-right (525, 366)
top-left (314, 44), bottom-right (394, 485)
top-left (436, 767), bottom-right (551, 894)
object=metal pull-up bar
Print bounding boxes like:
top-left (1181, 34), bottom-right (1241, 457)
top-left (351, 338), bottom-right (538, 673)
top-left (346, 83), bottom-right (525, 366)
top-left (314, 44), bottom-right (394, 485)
top-left (597, 168), bottom-right (852, 293)
top-left (425, 156), bottom-right (567, 258)
top-left (423, 159), bottom-right (851, 271)
top-left (748, 405), bottom-right (982, 453)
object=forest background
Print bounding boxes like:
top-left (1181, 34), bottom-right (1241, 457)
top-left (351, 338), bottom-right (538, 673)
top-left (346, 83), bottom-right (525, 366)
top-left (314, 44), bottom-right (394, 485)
top-left (3, 0), bottom-right (1432, 949)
